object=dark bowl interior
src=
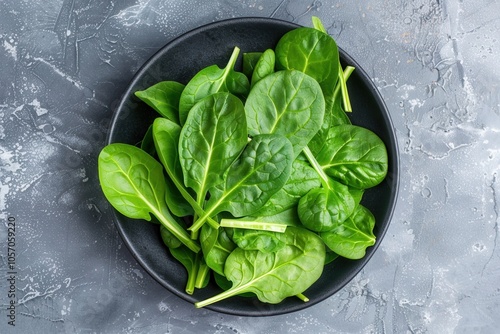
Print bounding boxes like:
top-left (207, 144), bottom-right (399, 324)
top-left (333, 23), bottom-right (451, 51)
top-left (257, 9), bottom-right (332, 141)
top-left (107, 17), bottom-right (399, 316)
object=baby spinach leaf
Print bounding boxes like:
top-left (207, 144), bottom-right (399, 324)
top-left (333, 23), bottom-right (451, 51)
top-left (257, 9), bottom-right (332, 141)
top-left (200, 225), bottom-right (236, 276)
top-left (275, 26), bottom-right (339, 86)
top-left (242, 52), bottom-right (262, 78)
top-left (135, 81), bottom-right (184, 124)
top-left (276, 18), bottom-right (344, 118)
top-left (226, 71), bottom-right (250, 100)
top-left (324, 249), bottom-right (340, 265)
top-left (179, 92), bottom-right (248, 204)
top-left (152, 118), bottom-right (194, 217)
top-left (321, 204), bottom-right (376, 260)
top-left (229, 228), bottom-right (287, 253)
top-left (245, 70), bottom-right (325, 157)
top-left (190, 134), bottom-right (294, 232)
top-left (195, 226), bottom-right (325, 308)
top-left (250, 49), bottom-right (275, 88)
top-left (311, 124), bottom-right (388, 189)
top-left (348, 186), bottom-right (365, 209)
top-left (253, 159), bottom-right (322, 216)
top-left (140, 124), bottom-right (156, 156)
top-left (297, 178), bottom-right (355, 232)
top-left (153, 117), bottom-right (219, 228)
top-left (178, 47), bottom-right (249, 124)
top-left (160, 225), bottom-right (182, 249)
top-left (98, 143), bottom-right (200, 253)
top-left (164, 176), bottom-right (194, 218)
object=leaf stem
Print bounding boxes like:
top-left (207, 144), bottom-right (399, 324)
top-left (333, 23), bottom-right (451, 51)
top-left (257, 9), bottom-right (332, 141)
top-left (195, 284), bottom-right (247, 308)
top-left (218, 46), bottom-right (241, 89)
top-left (220, 219), bottom-right (287, 233)
top-left (311, 16), bottom-right (327, 33)
top-left (195, 260), bottom-right (210, 289)
top-left (295, 293), bottom-right (309, 302)
top-left (338, 65), bottom-right (352, 112)
top-left (333, 65), bottom-right (355, 102)
top-left (185, 252), bottom-right (201, 294)
top-left (154, 206), bottom-right (201, 253)
top-left (302, 146), bottom-right (330, 189)
top-left (168, 174), bottom-right (220, 230)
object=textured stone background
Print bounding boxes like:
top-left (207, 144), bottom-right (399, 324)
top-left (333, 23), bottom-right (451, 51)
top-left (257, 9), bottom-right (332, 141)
top-left (1, 0), bottom-right (499, 333)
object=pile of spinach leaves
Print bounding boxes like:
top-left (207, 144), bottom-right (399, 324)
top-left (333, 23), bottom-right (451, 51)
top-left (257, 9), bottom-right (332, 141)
top-left (98, 17), bottom-right (388, 308)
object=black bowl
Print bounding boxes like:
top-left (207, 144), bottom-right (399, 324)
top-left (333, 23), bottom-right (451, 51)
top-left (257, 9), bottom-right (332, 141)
top-left (107, 17), bottom-right (399, 316)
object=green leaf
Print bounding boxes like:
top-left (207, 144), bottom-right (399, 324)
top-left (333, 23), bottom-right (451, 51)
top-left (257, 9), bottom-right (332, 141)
top-left (253, 159), bottom-right (322, 216)
top-left (250, 49), bottom-right (275, 88)
top-left (275, 27), bottom-right (339, 86)
top-left (152, 118), bottom-right (194, 217)
top-left (195, 226), bottom-right (325, 308)
top-left (140, 124), bottom-right (156, 156)
top-left (297, 178), bottom-right (355, 232)
top-left (153, 117), bottom-right (219, 228)
top-left (311, 124), bottom-right (388, 189)
top-left (98, 143), bottom-right (200, 253)
top-left (242, 52), bottom-right (262, 78)
top-left (179, 92), bottom-right (248, 203)
top-left (321, 204), bottom-right (376, 260)
top-left (229, 228), bottom-right (287, 253)
top-left (178, 47), bottom-right (249, 124)
top-left (190, 134), bottom-right (294, 232)
top-left (245, 70), bottom-right (325, 157)
top-left (135, 81), bottom-right (184, 124)
top-left (200, 225), bottom-right (236, 276)
top-left (160, 225), bottom-right (182, 249)
top-left (275, 20), bottom-right (342, 117)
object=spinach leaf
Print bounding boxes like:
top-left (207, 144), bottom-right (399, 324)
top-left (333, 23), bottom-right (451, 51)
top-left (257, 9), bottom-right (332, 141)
top-left (321, 204), bottom-right (376, 260)
top-left (275, 26), bottom-right (339, 87)
top-left (160, 225), bottom-right (182, 249)
top-left (226, 70), bottom-right (250, 100)
top-left (253, 159), bottom-right (321, 216)
top-left (200, 224), bottom-right (236, 276)
top-left (178, 47), bottom-right (249, 124)
top-left (242, 52), bottom-right (262, 78)
top-left (140, 124), bottom-right (156, 156)
top-left (348, 186), bottom-right (365, 209)
top-left (324, 249), bottom-right (340, 265)
top-left (135, 81), bottom-right (184, 124)
top-left (152, 118), bottom-right (194, 217)
top-left (179, 92), bottom-right (248, 204)
top-left (98, 143), bottom-right (200, 253)
top-left (229, 228), bottom-right (287, 253)
top-left (250, 49), bottom-right (275, 88)
top-left (163, 176), bottom-right (194, 218)
top-left (190, 134), bottom-right (294, 232)
top-left (311, 124), bottom-right (388, 189)
top-left (297, 178), bottom-right (355, 232)
top-left (298, 147), bottom-right (355, 232)
top-left (245, 70), bottom-right (325, 157)
top-left (195, 226), bottom-right (325, 308)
